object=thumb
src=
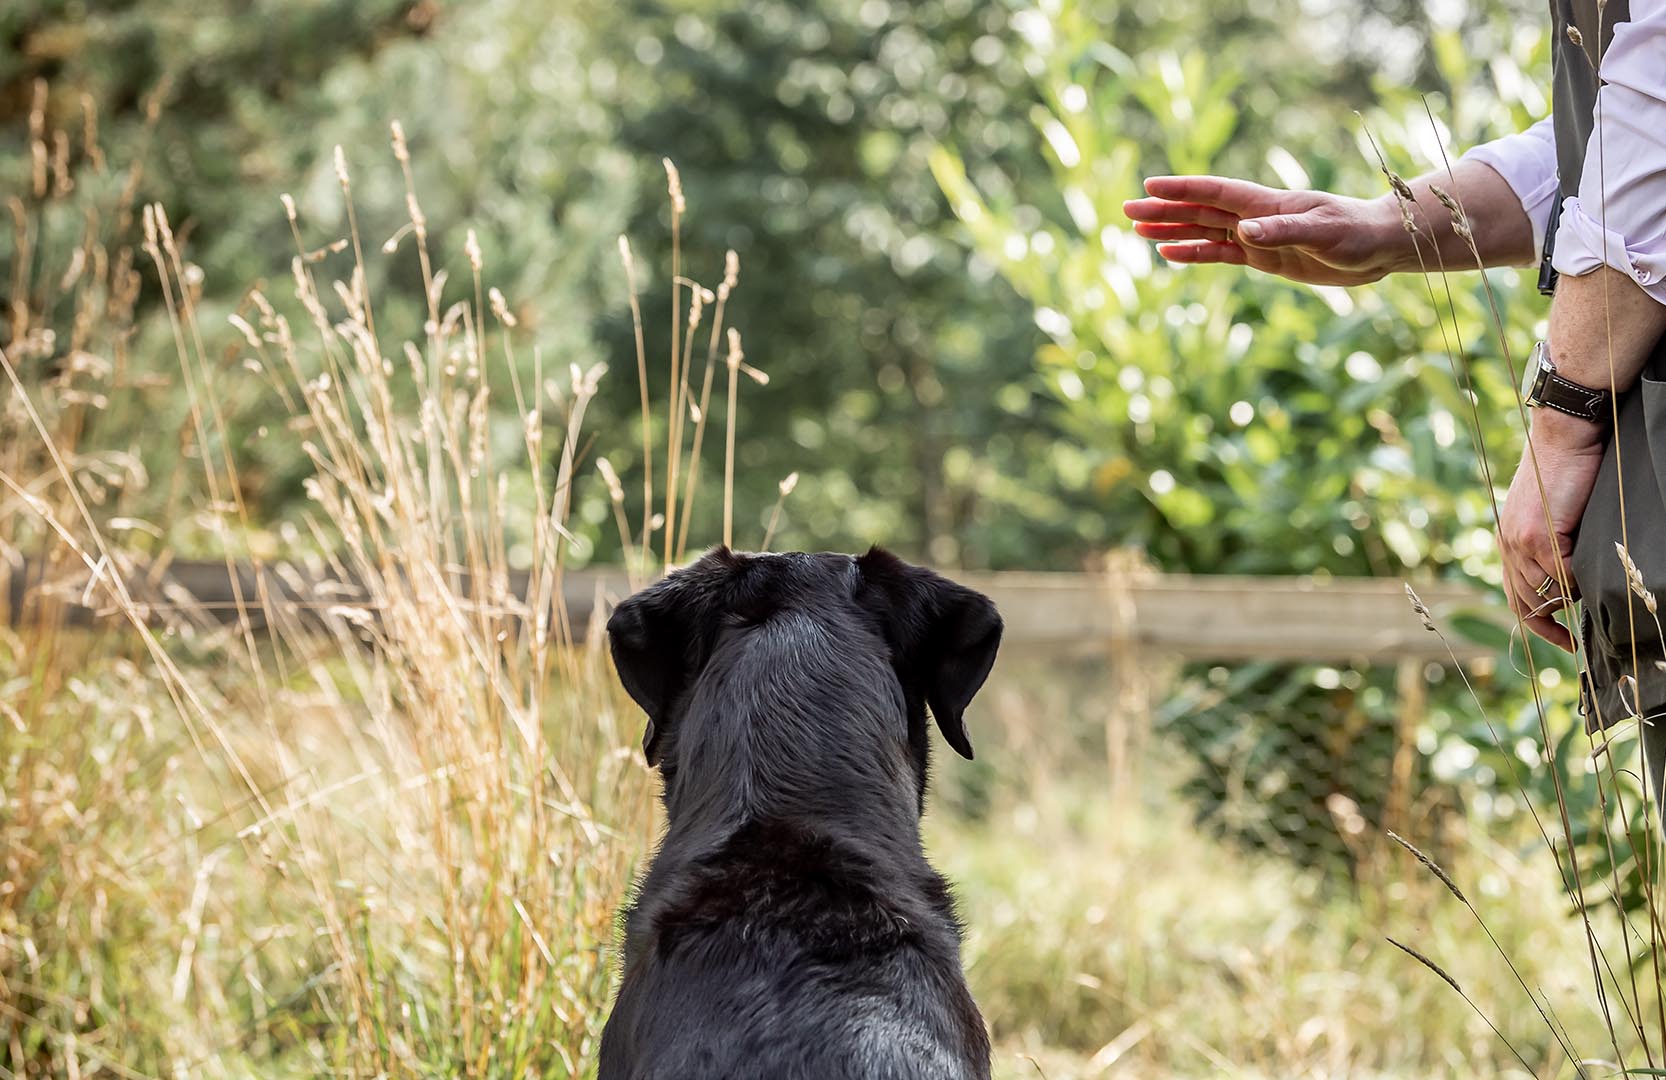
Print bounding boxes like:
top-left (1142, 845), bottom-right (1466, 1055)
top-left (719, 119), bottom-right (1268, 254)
top-left (1236, 212), bottom-right (1334, 248)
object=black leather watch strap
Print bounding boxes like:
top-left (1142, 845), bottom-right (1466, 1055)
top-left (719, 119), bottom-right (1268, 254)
top-left (1526, 340), bottom-right (1612, 424)
top-left (1536, 367), bottom-right (1610, 422)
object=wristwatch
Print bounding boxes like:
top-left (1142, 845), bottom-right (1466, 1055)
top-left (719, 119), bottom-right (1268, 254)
top-left (1522, 340), bottom-right (1612, 425)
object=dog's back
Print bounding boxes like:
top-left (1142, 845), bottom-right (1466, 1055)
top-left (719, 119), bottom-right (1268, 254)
top-left (599, 819), bottom-right (989, 1080)
top-left (598, 549), bottom-right (1001, 1080)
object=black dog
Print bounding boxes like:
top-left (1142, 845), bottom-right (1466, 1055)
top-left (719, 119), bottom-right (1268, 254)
top-left (598, 547), bottom-right (1002, 1080)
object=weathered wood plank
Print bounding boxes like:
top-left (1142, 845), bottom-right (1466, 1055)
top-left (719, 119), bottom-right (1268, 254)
top-left (4, 559), bottom-right (1500, 663)
top-left (3, 557), bottom-right (636, 637)
top-left (955, 571), bottom-right (1496, 662)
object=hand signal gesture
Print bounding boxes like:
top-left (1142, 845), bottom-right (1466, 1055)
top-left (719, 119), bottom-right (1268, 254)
top-left (1123, 176), bottom-right (1406, 286)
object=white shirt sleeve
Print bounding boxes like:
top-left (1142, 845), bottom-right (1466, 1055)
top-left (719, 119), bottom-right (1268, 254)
top-left (1461, 116), bottom-right (1560, 258)
top-left (1550, 0), bottom-right (1666, 305)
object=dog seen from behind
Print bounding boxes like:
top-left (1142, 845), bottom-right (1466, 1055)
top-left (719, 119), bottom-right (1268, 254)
top-left (598, 547), bottom-right (1003, 1080)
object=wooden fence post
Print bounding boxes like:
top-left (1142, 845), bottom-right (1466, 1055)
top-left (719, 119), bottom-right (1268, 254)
top-left (1102, 550), bottom-right (1154, 801)
top-left (1385, 657), bottom-right (1427, 839)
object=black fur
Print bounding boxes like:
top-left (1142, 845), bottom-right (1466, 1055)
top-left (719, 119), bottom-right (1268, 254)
top-left (599, 547), bottom-right (1002, 1080)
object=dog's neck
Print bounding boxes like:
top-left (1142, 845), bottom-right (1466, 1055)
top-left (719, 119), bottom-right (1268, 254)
top-left (660, 613), bottom-right (924, 854)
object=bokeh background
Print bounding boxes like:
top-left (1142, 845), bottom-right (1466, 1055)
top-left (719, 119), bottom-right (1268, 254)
top-left (5, 1), bottom-right (1659, 1077)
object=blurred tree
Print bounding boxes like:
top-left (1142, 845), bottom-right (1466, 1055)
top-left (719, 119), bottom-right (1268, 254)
top-left (1, 0), bottom-right (430, 287)
top-left (588, 0), bottom-right (1071, 567)
top-left (561, 0), bottom-right (1547, 570)
top-left (0, 0), bottom-right (639, 537)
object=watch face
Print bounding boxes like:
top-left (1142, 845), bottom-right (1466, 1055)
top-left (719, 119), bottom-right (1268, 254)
top-left (1523, 343), bottom-right (1550, 404)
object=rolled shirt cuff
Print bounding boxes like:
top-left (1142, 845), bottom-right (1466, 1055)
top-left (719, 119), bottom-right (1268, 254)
top-left (1460, 118), bottom-right (1560, 257)
top-left (1552, 194), bottom-right (1666, 306)
top-left (1552, 72), bottom-right (1666, 306)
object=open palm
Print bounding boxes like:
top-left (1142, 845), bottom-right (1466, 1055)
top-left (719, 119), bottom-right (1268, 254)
top-left (1123, 176), bottom-right (1403, 286)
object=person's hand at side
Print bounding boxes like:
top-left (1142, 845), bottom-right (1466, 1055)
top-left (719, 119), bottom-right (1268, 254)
top-left (1498, 267), bottom-right (1666, 651)
top-left (1498, 409), bottom-right (1606, 652)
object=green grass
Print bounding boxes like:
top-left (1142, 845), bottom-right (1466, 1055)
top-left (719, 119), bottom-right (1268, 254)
top-left (934, 762), bottom-right (1630, 1079)
top-left (2, 625), bottom-right (1635, 1078)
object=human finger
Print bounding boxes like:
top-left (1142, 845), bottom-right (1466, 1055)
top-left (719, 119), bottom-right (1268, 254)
top-left (1154, 241), bottom-right (1249, 265)
top-left (1122, 197), bottom-right (1241, 230)
top-left (1505, 562), bottom-right (1574, 651)
top-left (1132, 222), bottom-right (1234, 243)
top-left (1141, 175), bottom-right (1281, 211)
top-left (1521, 610), bottom-right (1574, 652)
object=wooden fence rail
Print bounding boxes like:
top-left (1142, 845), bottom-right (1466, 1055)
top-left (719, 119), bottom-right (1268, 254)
top-left (7, 555), bottom-right (1508, 827)
top-left (5, 558), bottom-right (1500, 664)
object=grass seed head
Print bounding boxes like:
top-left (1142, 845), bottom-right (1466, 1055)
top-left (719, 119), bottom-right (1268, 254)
top-left (597, 457), bottom-right (625, 502)
top-left (1404, 583), bottom-right (1435, 632)
top-left (1387, 830), bottom-right (1467, 905)
top-left (664, 157), bottom-right (686, 214)
top-left (489, 287), bottom-right (516, 327)
top-left (1616, 542), bottom-right (1657, 614)
top-left (405, 192), bottom-right (427, 238)
top-left (1384, 169), bottom-right (1415, 203)
top-left (1386, 937), bottom-right (1464, 996)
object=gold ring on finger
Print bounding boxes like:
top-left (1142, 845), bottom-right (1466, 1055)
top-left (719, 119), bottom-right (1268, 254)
top-left (1534, 575), bottom-right (1557, 599)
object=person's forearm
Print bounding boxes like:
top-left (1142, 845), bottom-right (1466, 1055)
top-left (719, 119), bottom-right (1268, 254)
top-left (1549, 266), bottom-right (1666, 394)
top-left (1368, 160), bottom-right (1539, 275)
top-left (1532, 267), bottom-right (1666, 448)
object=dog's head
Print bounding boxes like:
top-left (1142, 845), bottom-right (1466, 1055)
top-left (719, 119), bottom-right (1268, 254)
top-left (606, 547), bottom-right (1001, 804)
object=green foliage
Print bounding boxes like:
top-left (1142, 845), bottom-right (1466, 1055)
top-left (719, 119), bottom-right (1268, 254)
top-left (935, 0), bottom-right (1546, 579)
top-left (2, 0), bottom-right (637, 545)
top-left (932, 0), bottom-right (1599, 866)
top-left (586, 0), bottom-right (1060, 564)
top-left (2, 0), bottom-right (1630, 887)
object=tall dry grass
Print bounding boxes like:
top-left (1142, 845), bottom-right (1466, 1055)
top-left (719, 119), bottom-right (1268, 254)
top-left (1361, 89), bottom-right (1666, 1076)
top-left (0, 83), bottom-right (763, 1077)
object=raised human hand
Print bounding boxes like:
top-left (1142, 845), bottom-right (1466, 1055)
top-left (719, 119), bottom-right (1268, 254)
top-left (1123, 175), bottom-right (1410, 286)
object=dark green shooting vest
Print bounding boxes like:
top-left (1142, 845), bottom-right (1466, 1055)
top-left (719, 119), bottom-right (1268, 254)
top-left (1551, 0), bottom-right (1666, 732)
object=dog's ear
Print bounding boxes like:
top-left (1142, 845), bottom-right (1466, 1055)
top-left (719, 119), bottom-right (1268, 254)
top-left (606, 586), bottom-right (686, 766)
top-left (857, 548), bottom-right (1002, 760)
top-left (607, 548), bottom-right (736, 765)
